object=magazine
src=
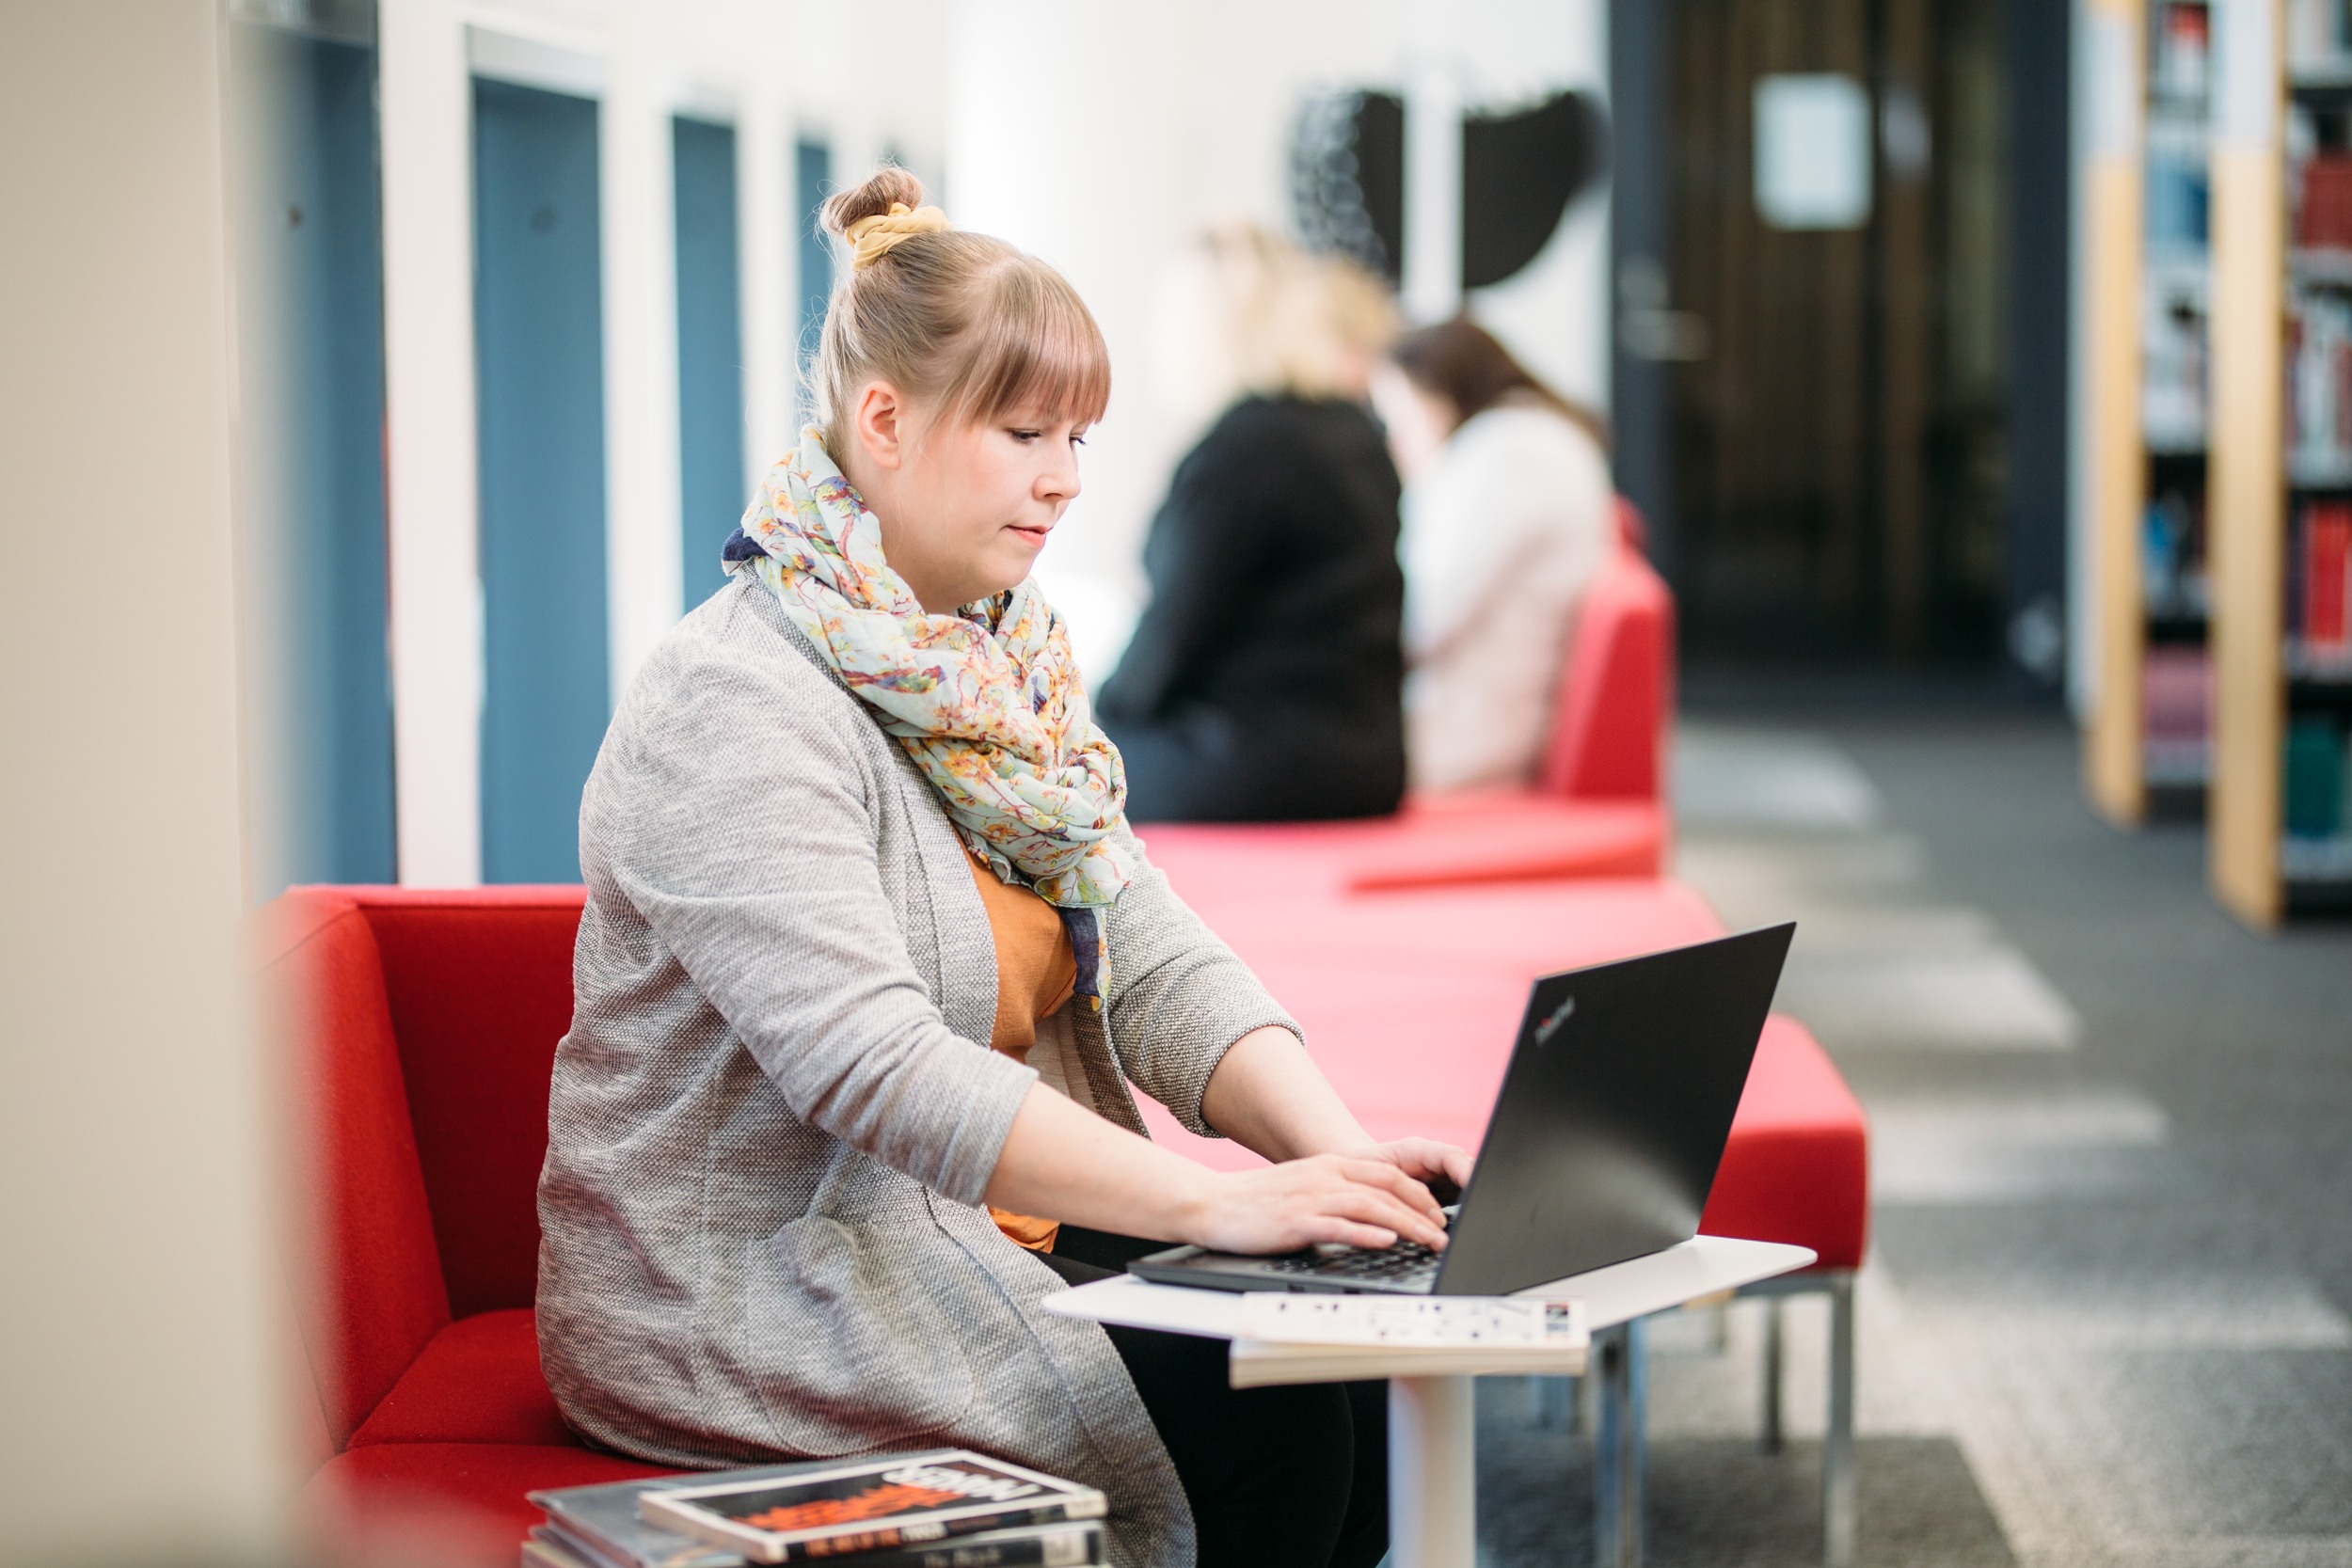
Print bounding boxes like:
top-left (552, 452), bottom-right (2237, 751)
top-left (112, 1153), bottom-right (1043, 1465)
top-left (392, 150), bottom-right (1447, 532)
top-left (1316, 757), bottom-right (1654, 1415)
top-left (533, 1464), bottom-right (816, 1568)
top-left (526, 1520), bottom-right (1102, 1568)
top-left (638, 1452), bottom-right (1107, 1564)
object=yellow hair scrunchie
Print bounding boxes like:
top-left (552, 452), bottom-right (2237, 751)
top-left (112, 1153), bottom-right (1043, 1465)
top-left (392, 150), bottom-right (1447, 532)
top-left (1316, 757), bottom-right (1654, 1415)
top-left (843, 201), bottom-right (951, 271)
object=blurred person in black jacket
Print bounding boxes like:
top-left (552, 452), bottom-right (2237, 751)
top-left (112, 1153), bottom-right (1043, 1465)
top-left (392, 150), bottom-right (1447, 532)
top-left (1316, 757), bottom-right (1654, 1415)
top-left (1096, 229), bottom-right (1405, 821)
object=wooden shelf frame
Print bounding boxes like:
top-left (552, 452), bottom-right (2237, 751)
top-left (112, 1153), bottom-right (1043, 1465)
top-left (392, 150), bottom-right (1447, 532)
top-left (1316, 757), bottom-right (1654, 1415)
top-left (2208, 0), bottom-right (2288, 925)
top-left (2084, 0), bottom-right (2217, 825)
top-left (2084, 0), bottom-right (2153, 824)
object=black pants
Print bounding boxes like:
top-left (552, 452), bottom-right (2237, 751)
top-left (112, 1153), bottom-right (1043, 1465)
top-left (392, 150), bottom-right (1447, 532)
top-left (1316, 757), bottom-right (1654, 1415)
top-left (1042, 1227), bottom-right (1388, 1568)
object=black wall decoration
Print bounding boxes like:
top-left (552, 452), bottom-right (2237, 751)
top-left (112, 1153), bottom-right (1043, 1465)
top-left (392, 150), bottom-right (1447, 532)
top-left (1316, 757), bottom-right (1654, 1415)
top-left (1292, 87), bottom-right (1610, 291)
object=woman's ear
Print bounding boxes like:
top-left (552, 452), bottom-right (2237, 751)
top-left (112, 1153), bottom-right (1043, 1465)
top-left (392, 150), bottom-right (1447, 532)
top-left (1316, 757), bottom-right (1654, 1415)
top-left (853, 381), bottom-right (906, 469)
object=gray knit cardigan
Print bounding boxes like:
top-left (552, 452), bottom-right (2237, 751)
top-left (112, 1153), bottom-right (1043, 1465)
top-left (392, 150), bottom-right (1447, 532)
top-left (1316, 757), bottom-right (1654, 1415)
top-left (535, 578), bottom-right (1299, 1568)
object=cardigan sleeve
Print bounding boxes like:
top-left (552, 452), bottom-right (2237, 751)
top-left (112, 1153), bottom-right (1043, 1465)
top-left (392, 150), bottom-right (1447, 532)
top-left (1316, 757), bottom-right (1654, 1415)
top-left (584, 641), bottom-right (1038, 1207)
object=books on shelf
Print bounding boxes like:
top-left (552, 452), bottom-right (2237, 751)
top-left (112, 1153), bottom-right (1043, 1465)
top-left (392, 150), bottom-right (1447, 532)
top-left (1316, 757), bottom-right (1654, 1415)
top-left (2291, 0), bottom-right (2352, 71)
top-left (2144, 491), bottom-right (2210, 616)
top-left (2143, 645), bottom-right (2214, 786)
top-left (2143, 286), bottom-right (2209, 450)
top-left (2289, 292), bottom-right (2352, 475)
top-left (2284, 715), bottom-right (2351, 840)
top-left (2154, 3), bottom-right (2212, 102)
top-left (2298, 155), bottom-right (2352, 252)
top-left (529, 1457), bottom-right (1104, 1568)
top-left (2290, 499), bottom-right (2352, 666)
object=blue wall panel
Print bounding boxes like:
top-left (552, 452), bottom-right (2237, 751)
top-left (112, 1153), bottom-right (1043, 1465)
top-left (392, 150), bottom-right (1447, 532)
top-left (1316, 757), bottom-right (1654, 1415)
top-left (674, 117), bottom-right (745, 610)
top-left (472, 78), bottom-right (610, 884)
top-left (795, 138), bottom-right (834, 410)
top-left (245, 28), bottom-right (398, 888)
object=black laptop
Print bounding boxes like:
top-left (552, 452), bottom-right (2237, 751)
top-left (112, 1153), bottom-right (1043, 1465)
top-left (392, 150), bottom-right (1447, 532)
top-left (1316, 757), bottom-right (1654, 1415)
top-left (1130, 924), bottom-right (1796, 1297)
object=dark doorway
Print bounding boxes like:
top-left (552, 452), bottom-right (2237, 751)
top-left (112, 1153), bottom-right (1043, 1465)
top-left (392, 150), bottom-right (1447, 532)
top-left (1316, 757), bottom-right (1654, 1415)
top-left (1619, 0), bottom-right (2012, 669)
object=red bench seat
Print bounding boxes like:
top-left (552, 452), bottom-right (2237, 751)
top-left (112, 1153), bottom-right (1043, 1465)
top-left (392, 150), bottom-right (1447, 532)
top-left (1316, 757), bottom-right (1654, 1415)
top-left (1136, 879), bottom-right (1868, 1270)
top-left (1133, 523), bottom-right (1677, 890)
top-left (262, 870), bottom-right (1864, 1561)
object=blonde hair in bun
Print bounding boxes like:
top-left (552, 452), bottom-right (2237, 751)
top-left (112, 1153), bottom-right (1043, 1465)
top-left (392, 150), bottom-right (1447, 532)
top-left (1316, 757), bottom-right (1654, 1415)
top-left (810, 166), bottom-right (1111, 454)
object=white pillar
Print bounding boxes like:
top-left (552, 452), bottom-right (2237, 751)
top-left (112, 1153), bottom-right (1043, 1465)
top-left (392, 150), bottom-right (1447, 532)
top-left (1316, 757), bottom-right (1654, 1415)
top-left (379, 0), bottom-right (484, 885)
top-left (600, 34), bottom-right (684, 695)
top-left (739, 26), bottom-right (798, 478)
top-left (946, 0), bottom-right (1196, 590)
top-left (1, 3), bottom-right (283, 1558)
top-left (1402, 12), bottom-right (1464, 325)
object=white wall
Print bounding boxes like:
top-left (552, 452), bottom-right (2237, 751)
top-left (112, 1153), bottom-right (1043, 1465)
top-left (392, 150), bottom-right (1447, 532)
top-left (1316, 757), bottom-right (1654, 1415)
top-left (373, 0), bottom-right (1607, 871)
top-left (0, 5), bottom-right (284, 1560)
top-left (947, 0), bottom-right (1610, 674)
top-left (374, 0), bottom-right (945, 883)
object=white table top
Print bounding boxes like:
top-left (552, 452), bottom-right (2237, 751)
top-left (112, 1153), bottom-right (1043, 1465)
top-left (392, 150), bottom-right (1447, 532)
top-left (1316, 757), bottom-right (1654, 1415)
top-left (1041, 1235), bottom-right (1816, 1386)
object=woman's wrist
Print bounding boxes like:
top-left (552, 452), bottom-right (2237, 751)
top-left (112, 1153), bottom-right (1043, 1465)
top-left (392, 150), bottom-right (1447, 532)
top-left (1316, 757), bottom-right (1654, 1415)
top-left (1159, 1162), bottom-right (1224, 1247)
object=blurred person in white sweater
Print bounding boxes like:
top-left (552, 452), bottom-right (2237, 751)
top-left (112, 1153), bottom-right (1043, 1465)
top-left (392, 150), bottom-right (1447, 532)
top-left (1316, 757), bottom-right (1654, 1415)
top-left (1370, 318), bottom-right (1616, 795)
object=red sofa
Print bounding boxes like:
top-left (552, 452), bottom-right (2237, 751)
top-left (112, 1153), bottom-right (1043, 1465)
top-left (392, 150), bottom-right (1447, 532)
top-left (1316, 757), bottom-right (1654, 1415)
top-left (1138, 517), bottom-right (1677, 895)
top-left (262, 885), bottom-right (665, 1563)
top-left (264, 876), bottom-right (1865, 1561)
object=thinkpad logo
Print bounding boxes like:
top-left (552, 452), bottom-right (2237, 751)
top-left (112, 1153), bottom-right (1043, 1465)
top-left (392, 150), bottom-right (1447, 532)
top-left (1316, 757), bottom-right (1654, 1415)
top-left (1534, 995), bottom-right (1576, 1047)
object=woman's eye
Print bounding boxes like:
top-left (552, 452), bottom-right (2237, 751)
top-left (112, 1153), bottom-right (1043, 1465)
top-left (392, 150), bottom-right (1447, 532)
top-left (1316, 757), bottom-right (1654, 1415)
top-left (1009, 429), bottom-right (1042, 443)
top-left (1070, 433), bottom-right (1088, 448)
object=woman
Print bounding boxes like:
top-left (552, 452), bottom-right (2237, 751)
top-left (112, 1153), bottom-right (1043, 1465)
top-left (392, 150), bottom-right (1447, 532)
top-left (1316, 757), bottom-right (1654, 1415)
top-left (1093, 228), bottom-right (1405, 822)
top-left (1370, 317), bottom-right (1615, 795)
top-left (535, 169), bottom-right (1470, 1568)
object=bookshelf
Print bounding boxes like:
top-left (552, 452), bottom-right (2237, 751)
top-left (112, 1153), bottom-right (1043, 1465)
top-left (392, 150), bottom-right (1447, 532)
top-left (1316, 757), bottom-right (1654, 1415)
top-left (2208, 0), bottom-right (2352, 922)
top-left (2087, 0), bottom-right (2217, 823)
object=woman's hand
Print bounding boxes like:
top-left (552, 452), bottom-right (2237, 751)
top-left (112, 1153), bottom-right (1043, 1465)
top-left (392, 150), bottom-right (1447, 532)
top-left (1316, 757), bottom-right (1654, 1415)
top-left (1181, 1152), bottom-right (1454, 1256)
top-left (1342, 1136), bottom-right (1475, 1206)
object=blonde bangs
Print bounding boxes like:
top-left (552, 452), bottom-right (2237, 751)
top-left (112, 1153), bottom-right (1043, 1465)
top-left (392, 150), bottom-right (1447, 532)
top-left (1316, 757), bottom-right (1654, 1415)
top-left (937, 261), bottom-right (1112, 432)
top-left (810, 168), bottom-right (1112, 452)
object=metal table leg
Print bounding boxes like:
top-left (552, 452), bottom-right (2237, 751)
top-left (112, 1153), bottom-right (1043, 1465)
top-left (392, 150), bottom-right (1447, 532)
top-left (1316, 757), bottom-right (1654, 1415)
top-left (1823, 1274), bottom-right (1855, 1567)
top-left (1388, 1375), bottom-right (1477, 1568)
top-left (1591, 1319), bottom-right (1649, 1568)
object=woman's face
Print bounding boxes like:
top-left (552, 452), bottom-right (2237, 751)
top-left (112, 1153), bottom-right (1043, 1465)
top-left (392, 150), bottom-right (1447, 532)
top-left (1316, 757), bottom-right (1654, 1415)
top-left (1368, 361), bottom-right (1456, 483)
top-left (842, 381), bottom-right (1088, 612)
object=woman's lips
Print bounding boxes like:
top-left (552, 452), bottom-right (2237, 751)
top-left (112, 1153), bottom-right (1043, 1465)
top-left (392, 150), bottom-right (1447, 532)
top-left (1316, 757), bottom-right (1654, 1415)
top-left (1008, 524), bottom-right (1052, 548)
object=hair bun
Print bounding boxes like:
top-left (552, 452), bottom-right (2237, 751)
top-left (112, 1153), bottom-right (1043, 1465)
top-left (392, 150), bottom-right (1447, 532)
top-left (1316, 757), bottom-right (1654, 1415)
top-left (819, 166), bottom-right (929, 241)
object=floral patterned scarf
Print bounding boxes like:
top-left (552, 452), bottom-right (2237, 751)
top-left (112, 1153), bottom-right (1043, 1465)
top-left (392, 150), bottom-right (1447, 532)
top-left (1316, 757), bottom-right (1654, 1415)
top-left (722, 432), bottom-right (1134, 910)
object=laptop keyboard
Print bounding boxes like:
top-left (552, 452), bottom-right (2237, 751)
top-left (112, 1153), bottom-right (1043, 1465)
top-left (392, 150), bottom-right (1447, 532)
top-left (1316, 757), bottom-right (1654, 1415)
top-left (1260, 1240), bottom-right (1442, 1287)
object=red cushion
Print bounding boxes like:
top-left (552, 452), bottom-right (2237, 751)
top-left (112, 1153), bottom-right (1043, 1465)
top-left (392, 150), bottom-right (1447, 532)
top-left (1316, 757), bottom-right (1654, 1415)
top-left (349, 1309), bottom-right (577, 1449)
top-left (303, 1442), bottom-right (671, 1564)
top-left (1139, 795), bottom-right (1662, 897)
top-left (1538, 542), bottom-right (1675, 802)
top-left (346, 887), bottom-right (589, 1318)
top-left (1699, 1016), bottom-right (1869, 1269)
top-left (1140, 879), bottom-right (1726, 1163)
top-left (259, 890), bottom-right (452, 1446)
top-left (1137, 881), bottom-right (1868, 1269)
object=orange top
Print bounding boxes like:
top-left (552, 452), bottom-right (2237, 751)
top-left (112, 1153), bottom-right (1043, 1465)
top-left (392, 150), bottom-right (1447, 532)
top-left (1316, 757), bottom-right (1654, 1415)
top-left (967, 853), bottom-right (1077, 1250)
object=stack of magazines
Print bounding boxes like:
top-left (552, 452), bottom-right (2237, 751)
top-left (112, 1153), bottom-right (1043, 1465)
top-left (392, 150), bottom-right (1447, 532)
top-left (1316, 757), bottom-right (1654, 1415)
top-left (526, 1450), bottom-right (1105, 1568)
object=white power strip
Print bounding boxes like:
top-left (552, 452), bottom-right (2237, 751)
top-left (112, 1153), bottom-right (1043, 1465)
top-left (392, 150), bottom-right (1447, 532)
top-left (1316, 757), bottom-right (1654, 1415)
top-left (1234, 1292), bottom-right (1587, 1349)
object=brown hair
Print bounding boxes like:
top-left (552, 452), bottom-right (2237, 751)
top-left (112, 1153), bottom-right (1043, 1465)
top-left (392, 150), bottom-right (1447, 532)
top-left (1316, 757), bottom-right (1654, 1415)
top-left (811, 166), bottom-right (1111, 452)
top-left (1386, 317), bottom-right (1610, 451)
